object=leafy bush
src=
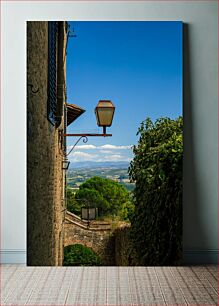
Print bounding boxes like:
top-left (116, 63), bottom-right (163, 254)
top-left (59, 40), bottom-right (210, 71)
top-left (114, 226), bottom-right (138, 266)
top-left (118, 196), bottom-right (135, 221)
top-left (63, 244), bottom-right (102, 266)
top-left (128, 117), bottom-right (183, 265)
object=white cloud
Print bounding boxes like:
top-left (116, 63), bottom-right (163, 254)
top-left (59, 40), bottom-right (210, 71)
top-left (102, 154), bottom-right (132, 162)
top-left (69, 151), bottom-right (98, 162)
top-left (75, 144), bottom-right (97, 150)
top-left (68, 150), bottom-right (132, 163)
top-left (99, 150), bottom-right (114, 154)
top-left (100, 144), bottom-right (132, 150)
top-left (67, 144), bottom-right (133, 163)
top-left (67, 144), bottom-right (97, 150)
top-left (67, 144), bottom-right (132, 151)
top-left (72, 152), bottom-right (91, 157)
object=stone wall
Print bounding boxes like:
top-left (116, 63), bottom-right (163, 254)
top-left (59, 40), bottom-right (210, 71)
top-left (64, 211), bottom-right (115, 265)
top-left (27, 22), bottom-right (66, 265)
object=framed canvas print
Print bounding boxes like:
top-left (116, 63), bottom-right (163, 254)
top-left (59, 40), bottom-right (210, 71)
top-left (27, 20), bottom-right (182, 266)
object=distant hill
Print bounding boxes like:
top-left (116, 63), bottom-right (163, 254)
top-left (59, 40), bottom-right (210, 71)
top-left (67, 161), bottom-right (135, 192)
top-left (69, 161), bottom-right (130, 169)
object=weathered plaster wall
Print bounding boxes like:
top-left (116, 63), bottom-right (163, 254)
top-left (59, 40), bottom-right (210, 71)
top-left (27, 22), bottom-right (65, 265)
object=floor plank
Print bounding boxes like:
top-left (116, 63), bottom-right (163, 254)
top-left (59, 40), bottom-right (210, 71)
top-left (1, 265), bottom-right (218, 305)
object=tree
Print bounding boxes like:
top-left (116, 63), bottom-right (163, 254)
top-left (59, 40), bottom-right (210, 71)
top-left (66, 187), bottom-right (81, 215)
top-left (128, 117), bottom-right (183, 265)
top-left (75, 176), bottom-right (130, 219)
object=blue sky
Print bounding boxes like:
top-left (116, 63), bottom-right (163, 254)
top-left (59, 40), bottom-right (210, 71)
top-left (66, 21), bottom-right (182, 163)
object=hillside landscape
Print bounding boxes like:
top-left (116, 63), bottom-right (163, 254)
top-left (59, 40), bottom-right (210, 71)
top-left (67, 162), bottom-right (135, 192)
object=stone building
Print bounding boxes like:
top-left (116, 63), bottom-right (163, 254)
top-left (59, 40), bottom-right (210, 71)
top-left (27, 21), bottom-right (84, 265)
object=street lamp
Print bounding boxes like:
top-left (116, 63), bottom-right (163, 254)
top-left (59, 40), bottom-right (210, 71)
top-left (81, 207), bottom-right (97, 228)
top-left (62, 158), bottom-right (70, 170)
top-left (63, 100), bottom-right (115, 157)
top-left (95, 100), bottom-right (115, 134)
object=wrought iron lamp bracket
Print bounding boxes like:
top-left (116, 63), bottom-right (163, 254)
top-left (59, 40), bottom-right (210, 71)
top-left (65, 135), bottom-right (88, 157)
top-left (63, 133), bottom-right (112, 157)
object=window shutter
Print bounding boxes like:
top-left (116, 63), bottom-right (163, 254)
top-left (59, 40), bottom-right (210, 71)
top-left (47, 21), bottom-right (57, 125)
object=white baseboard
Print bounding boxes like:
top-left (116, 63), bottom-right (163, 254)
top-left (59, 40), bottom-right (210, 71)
top-left (0, 249), bottom-right (217, 265)
top-left (183, 249), bottom-right (218, 264)
top-left (0, 249), bottom-right (26, 264)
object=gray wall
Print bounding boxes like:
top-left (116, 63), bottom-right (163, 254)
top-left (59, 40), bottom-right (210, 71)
top-left (1, 1), bottom-right (217, 263)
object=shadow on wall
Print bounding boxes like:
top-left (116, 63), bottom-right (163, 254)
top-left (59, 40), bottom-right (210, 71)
top-left (183, 23), bottom-right (209, 264)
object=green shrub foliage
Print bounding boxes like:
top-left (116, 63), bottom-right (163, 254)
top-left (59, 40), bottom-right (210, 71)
top-left (63, 244), bottom-right (102, 266)
top-left (128, 117), bottom-right (183, 265)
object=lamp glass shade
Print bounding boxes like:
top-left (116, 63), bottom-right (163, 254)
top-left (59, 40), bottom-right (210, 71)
top-left (62, 160), bottom-right (70, 170)
top-left (95, 100), bottom-right (115, 127)
top-left (81, 207), bottom-right (96, 220)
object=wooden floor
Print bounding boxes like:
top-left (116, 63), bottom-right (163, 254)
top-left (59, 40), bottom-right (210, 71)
top-left (1, 265), bottom-right (218, 305)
